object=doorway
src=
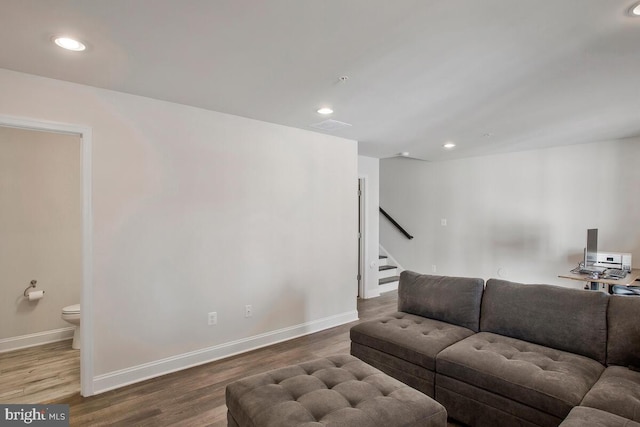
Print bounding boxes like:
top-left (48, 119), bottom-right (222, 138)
top-left (0, 115), bottom-right (93, 397)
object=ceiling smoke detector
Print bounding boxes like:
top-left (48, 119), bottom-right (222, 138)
top-left (310, 119), bottom-right (352, 132)
top-left (382, 152), bottom-right (428, 161)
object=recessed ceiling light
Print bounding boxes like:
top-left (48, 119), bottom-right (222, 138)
top-left (630, 2), bottom-right (640, 16)
top-left (53, 37), bottom-right (86, 51)
top-left (317, 107), bottom-right (333, 115)
top-left (399, 152), bottom-right (410, 157)
top-left (443, 142), bottom-right (456, 149)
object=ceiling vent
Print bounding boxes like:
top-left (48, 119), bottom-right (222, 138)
top-left (310, 119), bottom-right (352, 132)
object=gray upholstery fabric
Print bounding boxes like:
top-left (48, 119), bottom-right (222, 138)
top-left (581, 366), bottom-right (640, 422)
top-left (350, 312), bottom-right (475, 371)
top-left (436, 374), bottom-right (561, 427)
top-left (436, 332), bottom-right (605, 419)
top-left (228, 411), bottom-right (240, 427)
top-left (225, 354), bottom-right (447, 427)
top-left (346, 274), bottom-right (640, 426)
top-left (607, 296), bottom-right (640, 368)
top-left (398, 271), bottom-right (484, 332)
top-left (560, 406), bottom-right (640, 427)
top-left (480, 279), bottom-right (609, 364)
top-left (351, 341), bottom-right (435, 396)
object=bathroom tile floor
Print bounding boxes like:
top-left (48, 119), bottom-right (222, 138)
top-left (0, 339), bottom-right (80, 404)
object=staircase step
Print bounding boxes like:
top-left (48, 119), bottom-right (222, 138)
top-left (379, 276), bottom-right (400, 285)
top-left (379, 266), bottom-right (398, 279)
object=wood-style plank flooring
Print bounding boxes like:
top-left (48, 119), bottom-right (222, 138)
top-left (0, 339), bottom-right (80, 404)
top-left (4, 292), bottom-right (462, 426)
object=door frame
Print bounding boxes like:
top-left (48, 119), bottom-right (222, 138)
top-left (0, 114), bottom-right (94, 396)
top-left (357, 177), bottom-right (367, 299)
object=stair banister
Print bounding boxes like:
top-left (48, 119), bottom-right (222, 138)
top-left (379, 207), bottom-right (413, 240)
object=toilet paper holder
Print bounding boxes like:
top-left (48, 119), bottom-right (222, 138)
top-left (23, 280), bottom-right (43, 297)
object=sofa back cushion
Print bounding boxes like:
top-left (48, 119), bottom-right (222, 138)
top-left (398, 271), bottom-right (484, 332)
top-left (607, 295), bottom-right (640, 367)
top-left (480, 279), bottom-right (609, 364)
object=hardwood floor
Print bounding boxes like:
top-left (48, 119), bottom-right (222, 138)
top-left (4, 292), bottom-right (462, 426)
top-left (0, 339), bottom-right (80, 404)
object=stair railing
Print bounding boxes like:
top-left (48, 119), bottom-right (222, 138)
top-left (379, 207), bottom-right (413, 240)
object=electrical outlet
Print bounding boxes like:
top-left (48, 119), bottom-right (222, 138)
top-left (441, 218), bottom-right (447, 226)
top-left (432, 265), bottom-right (437, 273)
top-left (245, 305), bottom-right (252, 318)
top-left (208, 312), bottom-right (217, 325)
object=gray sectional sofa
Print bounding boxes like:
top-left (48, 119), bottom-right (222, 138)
top-left (350, 271), bottom-right (640, 427)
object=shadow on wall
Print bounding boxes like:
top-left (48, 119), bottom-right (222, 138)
top-left (488, 221), bottom-right (551, 257)
top-left (480, 221), bottom-right (555, 280)
top-left (14, 293), bottom-right (42, 315)
top-left (254, 282), bottom-right (306, 337)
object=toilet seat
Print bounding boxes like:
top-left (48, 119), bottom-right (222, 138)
top-left (62, 304), bottom-right (80, 314)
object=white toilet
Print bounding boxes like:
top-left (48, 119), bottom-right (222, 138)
top-left (61, 304), bottom-right (81, 350)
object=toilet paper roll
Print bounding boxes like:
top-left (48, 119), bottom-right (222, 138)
top-left (27, 290), bottom-right (44, 301)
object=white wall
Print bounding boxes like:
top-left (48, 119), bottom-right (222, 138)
top-left (358, 156), bottom-right (380, 299)
top-left (0, 68), bottom-right (358, 393)
top-left (380, 138), bottom-right (640, 287)
top-left (0, 127), bottom-right (81, 345)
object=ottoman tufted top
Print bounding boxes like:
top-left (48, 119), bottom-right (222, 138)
top-left (226, 354), bottom-right (446, 427)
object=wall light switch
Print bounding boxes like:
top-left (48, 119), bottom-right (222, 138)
top-left (441, 219), bottom-right (447, 226)
top-left (208, 312), bottom-right (217, 325)
top-left (245, 305), bottom-right (252, 318)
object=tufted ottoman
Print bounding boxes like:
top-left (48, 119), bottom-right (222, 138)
top-left (225, 354), bottom-right (447, 427)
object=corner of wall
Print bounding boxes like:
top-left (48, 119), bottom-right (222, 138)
top-left (358, 156), bottom-right (380, 299)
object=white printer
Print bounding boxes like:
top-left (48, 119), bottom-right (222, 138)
top-left (594, 252), bottom-right (632, 271)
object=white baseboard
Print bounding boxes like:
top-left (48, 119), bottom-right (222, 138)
top-left (92, 310), bottom-right (359, 395)
top-left (0, 327), bottom-right (75, 353)
top-left (361, 290), bottom-right (381, 299)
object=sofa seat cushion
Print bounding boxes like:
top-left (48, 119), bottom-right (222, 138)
top-left (436, 332), bottom-right (605, 419)
top-left (350, 312), bottom-right (476, 371)
top-left (560, 406), bottom-right (640, 427)
top-left (581, 366), bottom-right (640, 422)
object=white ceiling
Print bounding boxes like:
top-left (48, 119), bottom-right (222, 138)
top-left (2, 0), bottom-right (639, 161)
